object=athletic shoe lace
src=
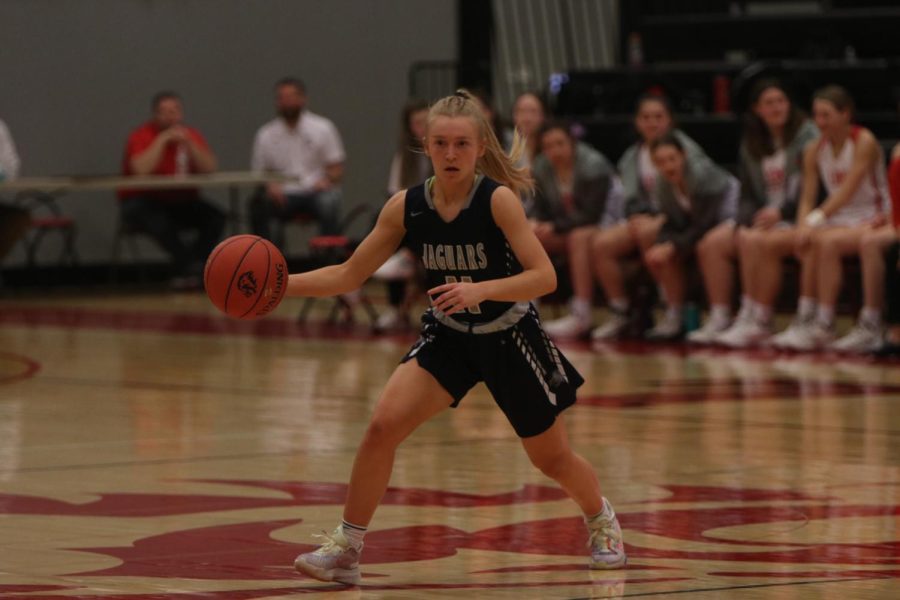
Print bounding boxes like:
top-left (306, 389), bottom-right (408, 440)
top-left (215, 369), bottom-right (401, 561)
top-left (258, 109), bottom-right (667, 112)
top-left (311, 529), bottom-right (349, 556)
top-left (587, 519), bottom-right (620, 553)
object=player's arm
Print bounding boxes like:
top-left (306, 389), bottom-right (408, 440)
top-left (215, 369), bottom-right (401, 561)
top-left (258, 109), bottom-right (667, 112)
top-left (795, 140), bottom-right (820, 222)
top-left (129, 131), bottom-right (171, 175)
top-left (286, 192), bottom-right (406, 297)
top-left (429, 187), bottom-right (556, 315)
top-left (818, 130), bottom-right (879, 218)
top-left (184, 130), bottom-right (217, 173)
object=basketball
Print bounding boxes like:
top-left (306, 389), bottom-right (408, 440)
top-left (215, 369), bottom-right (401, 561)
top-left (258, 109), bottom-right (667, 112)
top-left (204, 235), bottom-right (288, 320)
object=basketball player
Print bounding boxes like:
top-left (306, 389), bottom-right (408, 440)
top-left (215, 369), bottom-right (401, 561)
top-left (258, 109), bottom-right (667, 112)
top-left (285, 90), bottom-right (627, 585)
top-left (771, 85), bottom-right (894, 352)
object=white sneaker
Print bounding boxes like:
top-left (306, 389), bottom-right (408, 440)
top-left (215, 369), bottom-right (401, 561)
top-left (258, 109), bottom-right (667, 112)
top-left (645, 312), bottom-right (683, 341)
top-left (590, 311), bottom-right (630, 341)
top-left (373, 251), bottom-right (415, 281)
top-left (771, 319), bottom-right (833, 351)
top-left (339, 288), bottom-right (362, 306)
top-left (716, 319), bottom-right (772, 348)
top-left (544, 313), bottom-right (592, 339)
top-left (587, 498), bottom-right (627, 570)
top-left (686, 316), bottom-right (731, 344)
top-left (374, 307), bottom-right (404, 331)
top-left (829, 321), bottom-right (885, 354)
top-left (294, 527), bottom-right (362, 585)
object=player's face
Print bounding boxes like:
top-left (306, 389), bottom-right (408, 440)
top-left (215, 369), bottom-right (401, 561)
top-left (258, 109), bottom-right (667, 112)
top-left (425, 116), bottom-right (485, 181)
top-left (754, 87), bottom-right (790, 131)
top-left (652, 144), bottom-right (685, 184)
top-left (409, 108), bottom-right (428, 142)
top-left (513, 94), bottom-right (545, 136)
top-left (154, 98), bottom-right (183, 129)
top-left (635, 100), bottom-right (672, 143)
top-left (813, 99), bottom-right (849, 139)
top-left (276, 84), bottom-right (306, 120)
top-left (540, 128), bottom-right (575, 169)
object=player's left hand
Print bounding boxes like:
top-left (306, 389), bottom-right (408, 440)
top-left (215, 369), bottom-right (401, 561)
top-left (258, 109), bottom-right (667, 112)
top-left (428, 281), bottom-right (486, 316)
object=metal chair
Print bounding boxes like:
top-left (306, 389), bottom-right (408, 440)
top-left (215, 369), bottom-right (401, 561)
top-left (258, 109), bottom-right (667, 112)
top-left (296, 204), bottom-right (379, 326)
top-left (15, 191), bottom-right (78, 268)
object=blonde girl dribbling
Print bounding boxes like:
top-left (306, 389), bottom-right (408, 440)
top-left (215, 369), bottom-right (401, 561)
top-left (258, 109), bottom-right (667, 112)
top-left (287, 90), bottom-right (627, 584)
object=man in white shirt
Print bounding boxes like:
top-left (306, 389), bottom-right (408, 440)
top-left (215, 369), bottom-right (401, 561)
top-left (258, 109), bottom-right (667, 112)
top-left (250, 78), bottom-right (346, 241)
top-left (0, 119), bottom-right (21, 182)
top-left (0, 118), bottom-right (29, 262)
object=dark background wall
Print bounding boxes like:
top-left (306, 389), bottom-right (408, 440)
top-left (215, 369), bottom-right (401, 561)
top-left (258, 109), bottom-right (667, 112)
top-left (0, 0), bottom-right (457, 264)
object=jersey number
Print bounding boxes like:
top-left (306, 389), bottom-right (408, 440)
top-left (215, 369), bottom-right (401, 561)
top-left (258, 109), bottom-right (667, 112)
top-left (444, 276), bottom-right (482, 314)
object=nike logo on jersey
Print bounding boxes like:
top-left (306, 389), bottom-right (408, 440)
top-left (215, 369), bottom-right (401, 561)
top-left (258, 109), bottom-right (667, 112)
top-left (410, 211), bottom-right (424, 217)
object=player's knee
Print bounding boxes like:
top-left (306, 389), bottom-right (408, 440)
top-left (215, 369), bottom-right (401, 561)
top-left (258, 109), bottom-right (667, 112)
top-left (361, 417), bottom-right (401, 450)
top-left (529, 449), bottom-right (570, 480)
top-left (813, 234), bottom-right (838, 257)
top-left (592, 232), bottom-right (614, 255)
top-left (696, 235), bottom-right (713, 258)
top-left (859, 233), bottom-right (883, 258)
top-left (738, 229), bottom-right (756, 254)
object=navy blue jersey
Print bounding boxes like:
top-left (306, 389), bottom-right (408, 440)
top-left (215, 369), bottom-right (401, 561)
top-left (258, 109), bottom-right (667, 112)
top-left (403, 175), bottom-right (523, 325)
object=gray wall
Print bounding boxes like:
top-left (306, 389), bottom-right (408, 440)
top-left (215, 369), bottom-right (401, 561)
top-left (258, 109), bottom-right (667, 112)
top-left (0, 0), bottom-right (457, 265)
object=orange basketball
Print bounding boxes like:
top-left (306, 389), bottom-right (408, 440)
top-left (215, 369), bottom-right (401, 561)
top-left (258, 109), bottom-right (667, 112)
top-left (204, 235), bottom-right (288, 320)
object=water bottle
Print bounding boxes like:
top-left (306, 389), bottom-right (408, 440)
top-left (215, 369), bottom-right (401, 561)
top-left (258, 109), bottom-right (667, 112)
top-left (683, 303), bottom-right (701, 333)
top-left (628, 32), bottom-right (644, 67)
top-left (175, 144), bottom-right (189, 175)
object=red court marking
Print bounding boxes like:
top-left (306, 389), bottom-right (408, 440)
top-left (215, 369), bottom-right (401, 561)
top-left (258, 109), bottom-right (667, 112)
top-left (0, 351), bottom-right (40, 385)
top-left (0, 481), bottom-right (891, 594)
top-left (710, 569), bottom-right (900, 579)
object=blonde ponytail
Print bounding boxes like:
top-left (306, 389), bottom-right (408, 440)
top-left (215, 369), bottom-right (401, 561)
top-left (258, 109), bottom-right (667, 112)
top-left (427, 89), bottom-right (533, 196)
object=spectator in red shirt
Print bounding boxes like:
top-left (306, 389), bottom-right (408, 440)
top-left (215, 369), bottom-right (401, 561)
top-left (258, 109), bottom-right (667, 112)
top-left (119, 91), bottom-right (224, 286)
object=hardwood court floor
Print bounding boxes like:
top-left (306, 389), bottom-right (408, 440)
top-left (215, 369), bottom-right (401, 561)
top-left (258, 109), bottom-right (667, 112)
top-left (0, 290), bottom-right (898, 599)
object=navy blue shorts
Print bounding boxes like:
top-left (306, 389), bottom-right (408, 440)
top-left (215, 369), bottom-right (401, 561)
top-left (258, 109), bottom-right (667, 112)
top-left (401, 308), bottom-right (584, 438)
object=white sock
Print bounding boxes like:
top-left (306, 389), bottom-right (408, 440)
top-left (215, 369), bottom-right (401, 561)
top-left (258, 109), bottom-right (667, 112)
top-left (609, 297), bottom-right (629, 314)
top-left (340, 520), bottom-right (367, 550)
top-left (710, 304), bottom-right (731, 324)
top-left (570, 297), bottom-right (592, 321)
top-left (816, 305), bottom-right (835, 328)
top-left (860, 306), bottom-right (882, 326)
top-left (585, 497), bottom-right (614, 525)
top-left (798, 297), bottom-right (817, 321)
top-left (754, 303), bottom-right (773, 325)
top-left (665, 305), bottom-right (683, 324)
top-left (738, 296), bottom-right (755, 320)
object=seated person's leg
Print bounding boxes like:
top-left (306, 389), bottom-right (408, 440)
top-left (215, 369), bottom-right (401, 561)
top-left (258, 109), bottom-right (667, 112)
top-left (590, 222), bottom-right (643, 340)
top-left (832, 226), bottom-right (897, 353)
top-left (532, 221), bottom-right (567, 255)
top-left (249, 186), bottom-right (284, 240)
top-left (121, 196), bottom-right (191, 269)
top-left (314, 188), bottom-right (342, 236)
top-left (0, 203), bottom-right (30, 261)
top-left (644, 245), bottom-right (686, 341)
top-left (178, 196), bottom-right (226, 275)
top-left (773, 227), bottom-right (855, 351)
top-left (543, 226), bottom-right (597, 339)
top-left (688, 222), bottom-right (737, 343)
top-left (879, 241), bottom-right (900, 353)
top-left (719, 227), bottom-right (790, 348)
top-left (628, 213), bottom-right (665, 252)
top-left (815, 227), bottom-right (864, 345)
top-left (373, 248), bottom-right (418, 331)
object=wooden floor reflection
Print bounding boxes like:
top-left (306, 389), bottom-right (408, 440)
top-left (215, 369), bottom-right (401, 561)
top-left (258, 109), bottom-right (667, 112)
top-left (0, 290), bottom-right (898, 599)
